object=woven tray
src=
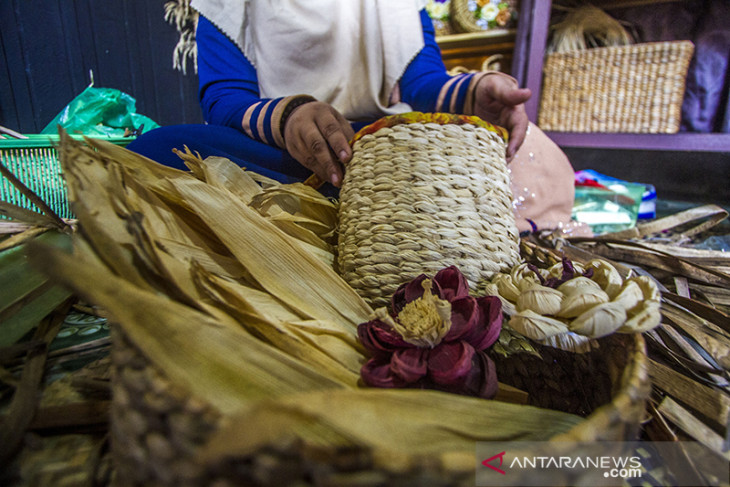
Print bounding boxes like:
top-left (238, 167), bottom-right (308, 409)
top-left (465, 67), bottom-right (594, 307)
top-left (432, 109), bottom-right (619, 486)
top-left (538, 41), bottom-right (694, 133)
top-left (337, 113), bottom-right (521, 308)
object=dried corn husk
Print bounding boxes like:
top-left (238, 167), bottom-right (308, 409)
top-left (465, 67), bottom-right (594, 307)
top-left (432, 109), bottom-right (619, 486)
top-left (557, 287), bottom-right (609, 318)
top-left (509, 310), bottom-right (571, 340)
top-left (516, 283), bottom-right (564, 315)
top-left (201, 388), bottom-right (583, 473)
top-left (568, 302), bottom-right (627, 338)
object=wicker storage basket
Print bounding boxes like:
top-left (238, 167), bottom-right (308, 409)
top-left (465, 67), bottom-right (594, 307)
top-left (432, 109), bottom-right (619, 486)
top-left (538, 41), bottom-right (695, 133)
top-left (337, 113), bottom-right (521, 309)
top-left (0, 134), bottom-right (132, 219)
top-left (110, 294), bottom-right (649, 487)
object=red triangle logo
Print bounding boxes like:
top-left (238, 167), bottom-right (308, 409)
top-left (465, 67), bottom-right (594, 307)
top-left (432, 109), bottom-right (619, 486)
top-left (482, 451), bottom-right (506, 475)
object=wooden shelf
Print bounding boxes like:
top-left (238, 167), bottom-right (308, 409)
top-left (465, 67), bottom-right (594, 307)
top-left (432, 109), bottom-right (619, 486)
top-left (513, 0), bottom-right (730, 153)
top-left (437, 29), bottom-right (517, 73)
top-left (546, 132), bottom-right (730, 153)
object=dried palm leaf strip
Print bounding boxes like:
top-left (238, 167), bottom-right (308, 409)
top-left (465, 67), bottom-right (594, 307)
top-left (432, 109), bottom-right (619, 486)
top-left (0, 160), bottom-right (66, 229)
top-left (649, 359), bottom-right (730, 429)
top-left (661, 305), bottom-right (730, 371)
top-left (0, 299), bottom-right (72, 465)
top-left (663, 291), bottom-right (730, 335)
top-left (606, 204), bottom-right (728, 241)
top-left (657, 396), bottom-right (730, 460)
top-left (568, 237), bottom-right (730, 288)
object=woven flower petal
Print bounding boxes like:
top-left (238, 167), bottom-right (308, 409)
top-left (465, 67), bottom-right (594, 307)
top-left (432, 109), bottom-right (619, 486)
top-left (433, 265), bottom-right (470, 301)
top-left (357, 319), bottom-right (411, 356)
top-left (471, 295), bottom-right (503, 350)
top-left (473, 351), bottom-right (499, 399)
top-left (443, 295), bottom-right (479, 342)
top-left (427, 341), bottom-right (475, 387)
top-left (391, 348), bottom-right (429, 383)
top-left (361, 357), bottom-right (407, 388)
top-left (391, 273), bottom-right (438, 314)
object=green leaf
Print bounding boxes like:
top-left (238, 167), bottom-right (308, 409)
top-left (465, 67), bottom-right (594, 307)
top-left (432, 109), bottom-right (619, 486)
top-left (0, 231), bottom-right (73, 347)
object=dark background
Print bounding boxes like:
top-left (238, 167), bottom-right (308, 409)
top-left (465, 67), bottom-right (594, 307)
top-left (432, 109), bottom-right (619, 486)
top-left (0, 0), bottom-right (203, 134)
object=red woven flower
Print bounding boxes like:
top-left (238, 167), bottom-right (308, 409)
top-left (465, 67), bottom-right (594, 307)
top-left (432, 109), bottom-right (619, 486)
top-left (358, 266), bottom-right (502, 398)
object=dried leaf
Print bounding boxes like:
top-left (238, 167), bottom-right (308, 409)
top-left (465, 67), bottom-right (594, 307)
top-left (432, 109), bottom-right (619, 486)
top-left (171, 178), bottom-right (372, 327)
top-left (508, 310), bottom-right (571, 340)
top-left (200, 389), bottom-right (584, 472)
top-left (516, 283), bottom-right (563, 315)
top-left (568, 302), bottom-right (626, 338)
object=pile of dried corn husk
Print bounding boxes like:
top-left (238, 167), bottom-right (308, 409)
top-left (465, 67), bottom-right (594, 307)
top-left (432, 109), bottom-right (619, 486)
top-left (12, 132), bottom-right (588, 479)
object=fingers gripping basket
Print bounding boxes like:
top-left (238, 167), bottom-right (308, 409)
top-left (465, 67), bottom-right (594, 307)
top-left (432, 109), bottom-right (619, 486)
top-left (337, 113), bottom-right (522, 308)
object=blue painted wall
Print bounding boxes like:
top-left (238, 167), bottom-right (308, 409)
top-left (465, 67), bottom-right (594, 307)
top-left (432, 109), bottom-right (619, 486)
top-left (0, 0), bottom-right (202, 134)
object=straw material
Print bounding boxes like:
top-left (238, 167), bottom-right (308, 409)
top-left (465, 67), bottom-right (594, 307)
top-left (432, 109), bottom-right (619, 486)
top-left (337, 113), bottom-right (521, 308)
top-left (539, 41), bottom-right (694, 133)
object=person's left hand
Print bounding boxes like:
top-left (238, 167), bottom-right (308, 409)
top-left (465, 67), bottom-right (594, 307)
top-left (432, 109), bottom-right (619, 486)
top-left (473, 73), bottom-right (531, 161)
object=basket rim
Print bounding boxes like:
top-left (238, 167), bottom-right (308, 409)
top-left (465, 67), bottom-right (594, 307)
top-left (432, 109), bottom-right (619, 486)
top-left (545, 39), bottom-right (695, 59)
top-left (350, 111), bottom-right (509, 145)
top-left (0, 134), bottom-right (133, 149)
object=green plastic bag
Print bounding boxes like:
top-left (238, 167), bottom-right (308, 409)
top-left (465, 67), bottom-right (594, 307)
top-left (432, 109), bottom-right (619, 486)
top-left (41, 86), bottom-right (159, 138)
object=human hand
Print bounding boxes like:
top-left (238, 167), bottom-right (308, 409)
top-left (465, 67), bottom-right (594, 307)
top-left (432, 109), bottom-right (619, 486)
top-left (283, 101), bottom-right (354, 187)
top-left (473, 73), bottom-right (531, 161)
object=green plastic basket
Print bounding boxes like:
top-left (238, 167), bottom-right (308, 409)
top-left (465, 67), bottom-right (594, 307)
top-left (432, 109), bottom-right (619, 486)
top-left (0, 134), bottom-right (133, 219)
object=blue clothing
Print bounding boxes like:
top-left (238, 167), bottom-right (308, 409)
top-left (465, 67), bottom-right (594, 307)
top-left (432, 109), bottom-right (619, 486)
top-left (129, 9), bottom-right (480, 187)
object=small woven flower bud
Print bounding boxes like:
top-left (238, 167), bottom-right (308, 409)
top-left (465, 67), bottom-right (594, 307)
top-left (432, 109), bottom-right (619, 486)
top-left (556, 276), bottom-right (603, 296)
top-left (557, 287), bottom-right (609, 318)
top-left (511, 263), bottom-right (544, 290)
top-left (632, 275), bottom-right (661, 302)
top-left (611, 279), bottom-right (643, 311)
top-left (568, 302), bottom-right (627, 338)
top-left (386, 279), bottom-right (452, 348)
top-left (508, 309), bottom-right (570, 340)
top-left (516, 283), bottom-right (563, 315)
top-left (547, 260), bottom-right (585, 279)
top-left (587, 259), bottom-right (623, 298)
top-left (491, 273), bottom-right (521, 302)
top-left (618, 300), bottom-right (662, 333)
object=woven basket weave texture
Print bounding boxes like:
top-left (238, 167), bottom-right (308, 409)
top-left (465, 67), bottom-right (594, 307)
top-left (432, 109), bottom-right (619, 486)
top-left (539, 41), bottom-right (694, 134)
top-left (337, 121), bottom-right (521, 308)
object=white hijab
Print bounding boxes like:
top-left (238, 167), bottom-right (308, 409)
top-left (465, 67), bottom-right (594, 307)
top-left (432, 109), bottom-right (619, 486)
top-left (190, 0), bottom-right (428, 121)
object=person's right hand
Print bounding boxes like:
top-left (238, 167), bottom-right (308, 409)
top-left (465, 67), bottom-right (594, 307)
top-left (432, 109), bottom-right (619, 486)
top-left (283, 101), bottom-right (354, 187)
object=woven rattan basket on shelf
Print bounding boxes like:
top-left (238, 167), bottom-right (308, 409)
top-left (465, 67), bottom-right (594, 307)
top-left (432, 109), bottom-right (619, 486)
top-left (538, 41), bottom-right (695, 133)
top-left (337, 113), bottom-right (521, 309)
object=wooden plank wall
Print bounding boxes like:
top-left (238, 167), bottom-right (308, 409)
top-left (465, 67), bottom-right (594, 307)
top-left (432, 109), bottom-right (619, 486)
top-left (0, 0), bottom-right (202, 134)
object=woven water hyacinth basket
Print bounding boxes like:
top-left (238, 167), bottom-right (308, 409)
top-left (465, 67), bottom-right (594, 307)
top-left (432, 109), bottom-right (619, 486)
top-left (538, 41), bottom-right (694, 133)
top-left (337, 112), bottom-right (521, 308)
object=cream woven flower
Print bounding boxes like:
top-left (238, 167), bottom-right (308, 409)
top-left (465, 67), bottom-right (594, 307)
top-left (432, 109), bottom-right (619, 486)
top-left (485, 257), bottom-right (662, 352)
